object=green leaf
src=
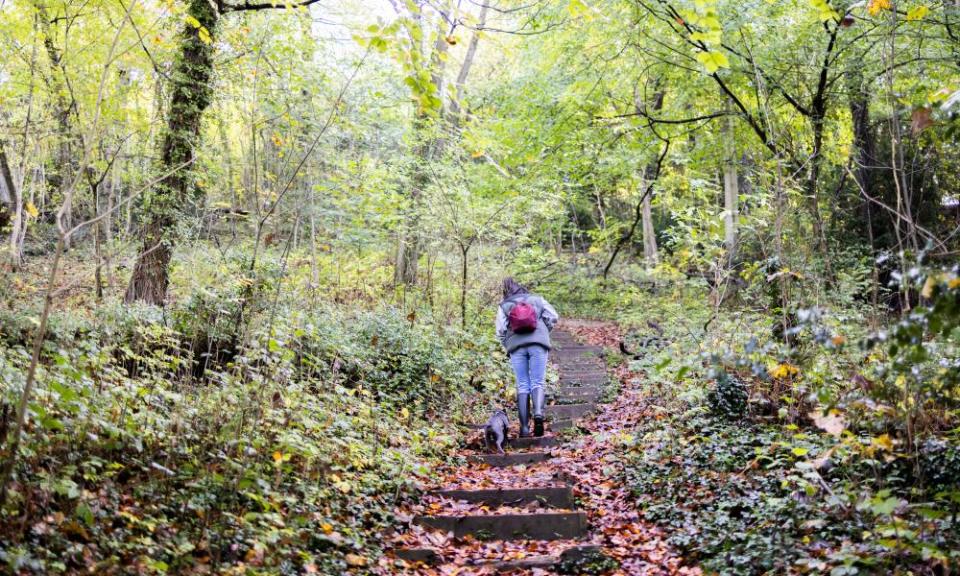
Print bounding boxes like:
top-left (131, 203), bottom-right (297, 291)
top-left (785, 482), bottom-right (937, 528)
top-left (809, 0), bottom-right (840, 21)
top-left (567, 0), bottom-right (592, 19)
top-left (695, 50), bottom-right (729, 73)
top-left (75, 503), bottom-right (94, 525)
top-left (690, 30), bottom-right (722, 44)
top-left (870, 496), bottom-right (901, 515)
top-left (906, 5), bottom-right (929, 20)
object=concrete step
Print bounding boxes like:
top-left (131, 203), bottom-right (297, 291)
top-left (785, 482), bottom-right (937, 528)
top-left (468, 452), bottom-right (550, 467)
top-left (433, 486), bottom-right (574, 508)
top-left (547, 403), bottom-right (595, 420)
top-left (413, 511), bottom-right (588, 540)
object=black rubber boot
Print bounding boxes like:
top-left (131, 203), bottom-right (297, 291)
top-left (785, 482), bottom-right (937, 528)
top-left (517, 393), bottom-right (531, 437)
top-left (532, 387), bottom-right (546, 437)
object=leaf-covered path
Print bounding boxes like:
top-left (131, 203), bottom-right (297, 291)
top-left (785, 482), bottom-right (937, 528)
top-left (377, 323), bottom-right (700, 575)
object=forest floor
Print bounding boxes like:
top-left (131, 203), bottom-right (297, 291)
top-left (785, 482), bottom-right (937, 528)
top-left (374, 322), bottom-right (700, 575)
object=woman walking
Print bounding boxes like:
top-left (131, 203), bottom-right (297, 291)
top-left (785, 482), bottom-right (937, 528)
top-left (496, 278), bottom-right (559, 437)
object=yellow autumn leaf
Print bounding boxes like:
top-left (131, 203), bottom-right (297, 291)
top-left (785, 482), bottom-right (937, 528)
top-left (320, 522), bottom-right (334, 534)
top-left (948, 277), bottom-right (960, 289)
top-left (399, 407), bottom-right (410, 419)
top-left (872, 433), bottom-right (894, 451)
top-left (770, 362), bottom-right (799, 379)
top-left (906, 5), bottom-right (929, 20)
top-left (868, 0), bottom-right (891, 16)
top-left (25, 201), bottom-right (39, 218)
top-left (921, 274), bottom-right (939, 299)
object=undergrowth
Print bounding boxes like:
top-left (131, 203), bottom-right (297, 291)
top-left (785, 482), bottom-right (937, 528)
top-left (0, 257), bottom-right (510, 573)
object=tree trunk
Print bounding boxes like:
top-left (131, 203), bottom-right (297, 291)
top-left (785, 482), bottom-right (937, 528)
top-left (723, 160), bottom-right (739, 263)
top-left (125, 0), bottom-right (218, 304)
top-left (33, 1), bottom-right (78, 249)
top-left (395, 148), bottom-right (425, 286)
top-left (460, 243), bottom-right (468, 330)
top-left (640, 181), bottom-right (657, 264)
top-left (807, 115), bottom-right (829, 262)
top-left (719, 97), bottom-right (738, 265)
top-left (0, 145), bottom-right (14, 228)
top-left (448, 3), bottom-right (489, 123)
top-left (2, 136), bottom-right (26, 269)
top-left (394, 11), bottom-right (453, 287)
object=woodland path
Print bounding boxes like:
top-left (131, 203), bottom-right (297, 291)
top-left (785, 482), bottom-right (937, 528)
top-left (377, 323), bottom-right (700, 575)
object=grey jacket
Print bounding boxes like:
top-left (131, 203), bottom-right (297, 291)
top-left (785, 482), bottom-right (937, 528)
top-left (495, 294), bottom-right (559, 354)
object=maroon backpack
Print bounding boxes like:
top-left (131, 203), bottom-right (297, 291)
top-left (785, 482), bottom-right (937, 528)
top-left (506, 299), bottom-right (539, 334)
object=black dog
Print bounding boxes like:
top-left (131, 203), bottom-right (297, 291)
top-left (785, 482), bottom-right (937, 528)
top-left (483, 410), bottom-right (509, 454)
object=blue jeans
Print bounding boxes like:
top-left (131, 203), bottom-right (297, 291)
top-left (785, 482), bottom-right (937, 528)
top-left (510, 345), bottom-right (548, 395)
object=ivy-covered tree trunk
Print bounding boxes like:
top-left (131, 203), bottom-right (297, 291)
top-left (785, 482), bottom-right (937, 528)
top-left (125, 0), bottom-right (217, 304)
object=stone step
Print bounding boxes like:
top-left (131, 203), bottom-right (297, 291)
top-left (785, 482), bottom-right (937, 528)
top-left (550, 418), bottom-right (574, 431)
top-left (413, 511), bottom-right (588, 540)
top-left (555, 385), bottom-right (600, 395)
top-left (547, 403), bottom-right (595, 420)
top-left (468, 452), bottom-right (550, 467)
top-left (395, 545), bottom-right (603, 569)
top-left (554, 345), bottom-right (605, 352)
top-left (486, 545), bottom-right (604, 572)
top-left (507, 434), bottom-right (558, 449)
top-left (433, 486), bottom-right (574, 508)
top-left (557, 362), bottom-right (607, 373)
top-left (559, 371), bottom-right (606, 378)
top-left (559, 377), bottom-right (606, 386)
top-left (559, 374), bottom-right (606, 381)
top-left (558, 371), bottom-right (607, 378)
top-left (395, 548), bottom-right (439, 565)
top-left (555, 393), bottom-right (600, 404)
top-left (464, 433), bottom-right (559, 449)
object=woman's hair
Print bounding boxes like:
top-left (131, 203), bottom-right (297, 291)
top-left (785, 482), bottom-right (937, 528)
top-left (502, 277), bottom-right (529, 299)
